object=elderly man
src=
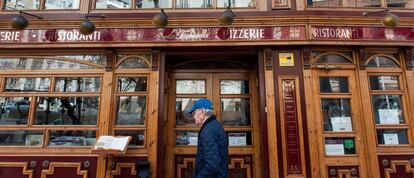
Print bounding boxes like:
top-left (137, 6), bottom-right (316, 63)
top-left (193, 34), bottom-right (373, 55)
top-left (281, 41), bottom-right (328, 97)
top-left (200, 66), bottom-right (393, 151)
top-left (187, 98), bottom-right (228, 178)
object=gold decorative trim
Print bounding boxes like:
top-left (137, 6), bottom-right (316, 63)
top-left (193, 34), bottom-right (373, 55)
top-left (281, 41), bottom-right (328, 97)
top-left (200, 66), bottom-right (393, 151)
top-left (228, 158), bottom-right (252, 178)
top-left (176, 158), bottom-right (195, 178)
top-left (385, 160), bottom-right (414, 178)
top-left (337, 169), bottom-right (352, 178)
top-left (41, 162), bottom-right (88, 178)
top-left (110, 162), bottom-right (137, 177)
top-left (0, 162), bottom-right (34, 178)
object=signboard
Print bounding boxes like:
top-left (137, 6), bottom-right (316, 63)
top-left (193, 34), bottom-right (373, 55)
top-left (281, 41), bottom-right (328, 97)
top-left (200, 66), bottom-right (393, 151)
top-left (311, 26), bottom-right (414, 41)
top-left (279, 53), bottom-right (294, 67)
top-left (0, 26), bottom-right (306, 43)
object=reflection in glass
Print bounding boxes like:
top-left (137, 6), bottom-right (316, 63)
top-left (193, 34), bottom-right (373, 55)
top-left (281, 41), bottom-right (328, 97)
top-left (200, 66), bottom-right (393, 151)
top-left (176, 0), bottom-right (212, 8)
top-left (371, 95), bottom-right (404, 124)
top-left (221, 98), bottom-right (250, 126)
top-left (217, 0), bottom-right (254, 7)
top-left (369, 76), bottom-right (400, 90)
top-left (116, 96), bottom-right (146, 125)
top-left (34, 97), bottom-right (99, 125)
top-left (118, 57), bottom-right (150, 69)
top-left (55, 77), bottom-right (101, 92)
top-left (377, 129), bottom-right (408, 145)
top-left (176, 131), bottom-right (198, 146)
top-left (115, 130), bottom-right (145, 146)
top-left (0, 58), bottom-right (100, 70)
top-left (136, 0), bottom-right (171, 8)
top-left (45, 0), bottom-right (80, 9)
top-left (387, 0), bottom-right (414, 8)
top-left (321, 99), bottom-right (352, 132)
top-left (3, 0), bottom-right (39, 10)
top-left (118, 77), bottom-right (147, 92)
top-left (176, 98), bottom-right (201, 125)
top-left (0, 97), bottom-right (30, 125)
top-left (346, 0), bottom-right (380, 7)
top-left (0, 131), bottom-right (43, 146)
top-left (5, 78), bottom-right (50, 92)
top-left (176, 80), bottom-right (205, 94)
top-left (220, 80), bottom-right (249, 94)
top-left (319, 77), bottom-right (349, 93)
top-left (314, 54), bottom-right (351, 64)
top-left (367, 56), bottom-right (399, 68)
top-left (48, 130), bottom-right (96, 146)
top-left (324, 138), bottom-right (356, 155)
top-left (95, 0), bottom-right (131, 8)
top-left (227, 131), bottom-right (251, 146)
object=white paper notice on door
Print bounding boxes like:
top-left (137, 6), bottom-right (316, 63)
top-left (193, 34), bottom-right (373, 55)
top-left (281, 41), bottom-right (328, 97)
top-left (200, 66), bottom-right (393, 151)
top-left (378, 109), bottom-right (399, 124)
top-left (331, 116), bottom-right (353, 131)
top-left (383, 133), bottom-right (399, 145)
top-left (228, 133), bottom-right (247, 146)
top-left (325, 139), bottom-right (345, 155)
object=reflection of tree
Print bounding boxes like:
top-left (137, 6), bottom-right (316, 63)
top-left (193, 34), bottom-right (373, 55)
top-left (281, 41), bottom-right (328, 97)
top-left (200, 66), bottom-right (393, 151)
top-left (118, 77), bottom-right (146, 92)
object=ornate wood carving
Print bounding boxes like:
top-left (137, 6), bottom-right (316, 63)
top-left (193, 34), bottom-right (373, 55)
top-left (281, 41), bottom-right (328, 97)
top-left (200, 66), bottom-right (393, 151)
top-left (152, 50), bottom-right (160, 71)
top-left (302, 48), bottom-right (311, 70)
top-left (176, 157), bottom-right (195, 178)
top-left (106, 48), bottom-right (116, 71)
top-left (0, 162), bottom-right (34, 178)
top-left (403, 47), bottom-right (413, 70)
top-left (41, 162), bottom-right (88, 178)
top-left (110, 162), bottom-right (137, 177)
top-left (228, 157), bottom-right (252, 178)
top-left (327, 166), bottom-right (359, 178)
top-left (384, 160), bottom-right (414, 178)
top-left (358, 47), bottom-right (367, 70)
top-left (265, 48), bottom-right (273, 70)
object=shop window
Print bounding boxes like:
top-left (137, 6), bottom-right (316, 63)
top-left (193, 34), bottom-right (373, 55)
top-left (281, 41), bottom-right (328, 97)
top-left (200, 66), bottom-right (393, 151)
top-left (319, 77), bottom-right (349, 93)
top-left (3, 0), bottom-right (81, 10)
top-left (176, 97), bottom-right (202, 125)
top-left (367, 56), bottom-right (399, 68)
top-left (307, 0), bottom-right (413, 8)
top-left (312, 51), bottom-right (353, 64)
top-left (0, 55), bottom-right (104, 148)
top-left (117, 56), bottom-right (150, 69)
top-left (95, 0), bottom-right (254, 9)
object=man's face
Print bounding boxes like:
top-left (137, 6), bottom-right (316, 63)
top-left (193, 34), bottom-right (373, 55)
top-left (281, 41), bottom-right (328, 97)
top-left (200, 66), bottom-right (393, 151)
top-left (192, 109), bottom-right (204, 125)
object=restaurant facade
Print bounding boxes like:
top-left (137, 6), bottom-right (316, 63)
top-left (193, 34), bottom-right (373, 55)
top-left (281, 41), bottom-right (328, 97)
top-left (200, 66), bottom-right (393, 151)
top-left (0, 0), bottom-right (414, 178)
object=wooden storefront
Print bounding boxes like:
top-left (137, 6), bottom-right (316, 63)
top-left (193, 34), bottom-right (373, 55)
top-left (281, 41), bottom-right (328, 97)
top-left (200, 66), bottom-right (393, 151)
top-left (0, 0), bottom-right (414, 177)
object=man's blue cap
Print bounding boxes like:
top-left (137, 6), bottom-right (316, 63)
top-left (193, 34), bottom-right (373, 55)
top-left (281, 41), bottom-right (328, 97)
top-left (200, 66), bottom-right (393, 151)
top-left (186, 98), bottom-right (213, 114)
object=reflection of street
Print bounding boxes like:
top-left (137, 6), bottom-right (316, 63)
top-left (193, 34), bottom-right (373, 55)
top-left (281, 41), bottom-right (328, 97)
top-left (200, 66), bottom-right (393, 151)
top-left (0, 97), bottom-right (30, 125)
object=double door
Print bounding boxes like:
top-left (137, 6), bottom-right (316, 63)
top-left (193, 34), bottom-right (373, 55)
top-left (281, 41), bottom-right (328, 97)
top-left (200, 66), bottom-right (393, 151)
top-left (165, 72), bottom-right (261, 178)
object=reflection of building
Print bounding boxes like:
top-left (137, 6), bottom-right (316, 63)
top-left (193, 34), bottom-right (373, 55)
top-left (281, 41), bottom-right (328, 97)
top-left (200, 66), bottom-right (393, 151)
top-left (0, 0), bottom-right (414, 178)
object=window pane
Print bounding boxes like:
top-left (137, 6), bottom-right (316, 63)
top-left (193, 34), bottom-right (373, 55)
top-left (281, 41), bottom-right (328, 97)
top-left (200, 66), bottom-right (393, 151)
top-left (48, 130), bottom-right (96, 146)
top-left (220, 80), bottom-right (249, 94)
top-left (34, 97), bottom-right (99, 125)
top-left (307, 0), bottom-right (341, 7)
top-left (95, 0), bottom-right (131, 8)
top-left (137, 0), bottom-right (172, 8)
top-left (44, 0), bottom-right (80, 9)
top-left (118, 58), bottom-right (149, 69)
top-left (0, 97), bottom-right (31, 125)
top-left (346, 0), bottom-right (380, 7)
top-left (0, 131), bottom-right (43, 146)
top-left (371, 95), bottom-right (404, 124)
top-left (0, 58), bottom-right (100, 70)
top-left (369, 76), bottom-right (400, 90)
top-left (5, 78), bottom-right (50, 92)
top-left (176, 80), bottom-right (205, 94)
top-left (377, 129), bottom-right (408, 145)
top-left (115, 130), bottom-right (145, 146)
top-left (321, 99), bottom-right (353, 132)
top-left (176, 131), bottom-right (198, 146)
top-left (176, 98), bottom-right (202, 126)
top-left (55, 77), bottom-right (101, 92)
top-left (118, 77), bottom-right (147, 92)
top-left (315, 54), bottom-right (351, 64)
top-left (221, 98), bottom-right (251, 126)
top-left (228, 131), bottom-right (251, 146)
top-left (387, 0), bottom-right (414, 8)
top-left (367, 56), bottom-right (399, 68)
top-left (319, 77), bottom-right (349, 93)
top-left (176, 0), bottom-right (212, 8)
top-left (325, 138), bottom-right (356, 155)
top-left (116, 96), bottom-right (146, 125)
top-left (3, 0), bottom-right (40, 10)
top-left (217, 0), bottom-right (254, 7)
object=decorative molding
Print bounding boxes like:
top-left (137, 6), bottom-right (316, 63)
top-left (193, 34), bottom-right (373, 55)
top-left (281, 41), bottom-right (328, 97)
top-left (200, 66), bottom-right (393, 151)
top-left (228, 158), bottom-right (252, 178)
top-left (0, 162), bottom-right (34, 178)
top-left (327, 166), bottom-right (359, 178)
top-left (265, 48), bottom-right (273, 70)
top-left (110, 162), bottom-right (137, 177)
top-left (384, 160), bottom-right (414, 178)
top-left (176, 158), bottom-right (195, 178)
top-left (403, 47), bottom-right (413, 70)
top-left (41, 162), bottom-right (88, 178)
top-left (358, 47), bottom-right (367, 70)
top-left (302, 48), bottom-right (311, 70)
top-left (152, 50), bottom-right (160, 71)
top-left (105, 48), bottom-right (115, 71)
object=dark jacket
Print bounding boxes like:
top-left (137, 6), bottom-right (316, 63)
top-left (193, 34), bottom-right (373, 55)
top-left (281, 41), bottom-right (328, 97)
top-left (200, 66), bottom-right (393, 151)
top-left (194, 116), bottom-right (228, 178)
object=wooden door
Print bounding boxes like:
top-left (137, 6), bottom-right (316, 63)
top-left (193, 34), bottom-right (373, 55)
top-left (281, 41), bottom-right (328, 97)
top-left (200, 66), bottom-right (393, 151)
top-left (311, 69), bottom-right (368, 178)
top-left (165, 72), bottom-right (261, 178)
